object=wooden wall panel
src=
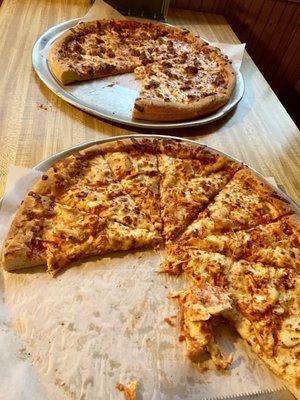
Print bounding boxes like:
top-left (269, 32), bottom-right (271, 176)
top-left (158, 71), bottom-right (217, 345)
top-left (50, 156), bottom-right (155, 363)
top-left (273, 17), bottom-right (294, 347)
top-left (170, 0), bottom-right (300, 126)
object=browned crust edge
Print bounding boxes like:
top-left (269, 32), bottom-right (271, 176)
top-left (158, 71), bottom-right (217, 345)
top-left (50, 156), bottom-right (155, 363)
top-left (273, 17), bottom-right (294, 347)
top-left (233, 167), bottom-right (294, 216)
top-left (132, 60), bottom-right (235, 122)
top-left (2, 195), bottom-right (48, 271)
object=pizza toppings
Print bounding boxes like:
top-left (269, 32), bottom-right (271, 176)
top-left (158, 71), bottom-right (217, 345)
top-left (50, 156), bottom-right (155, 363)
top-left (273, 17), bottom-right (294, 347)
top-left (132, 50), bottom-right (234, 121)
top-left (48, 19), bottom-right (235, 121)
top-left (171, 283), bottom-right (233, 369)
top-left (116, 380), bottom-right (138, 400)
top-left (158, 146), bottom-right (240, 241)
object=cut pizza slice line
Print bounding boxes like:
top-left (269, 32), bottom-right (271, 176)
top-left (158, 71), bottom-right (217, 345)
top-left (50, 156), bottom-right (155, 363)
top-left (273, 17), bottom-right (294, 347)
top-left (157, 144), bottom-right (240, 242)
top-left (169, 214), bottom-right (300, 271)
top-left (198, 167), bottom-right (293, 232)
top-left (33, 144), bottom-right (162, 235)
top-left (132, 46), bottom-right (235, 122)
top-left (170, 283), bottom-right (233, 370)
top-left (162, 167), bottom-right (294, 275)
top-left (43, 203), bottom-right (161, 276)
top-left (2, 190), bottom-right (161, 276)
top-left (102, 139), bottom-right (162, 234)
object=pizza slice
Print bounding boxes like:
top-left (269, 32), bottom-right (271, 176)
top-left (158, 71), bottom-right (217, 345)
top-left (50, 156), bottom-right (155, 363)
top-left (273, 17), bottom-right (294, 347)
top-left (2, 192), bottom-right (54, 271)
top-left (44, 203), bottom-right (160, 276)
top-left (162, 167), bottom-right (294, 274)
top-left (32, 144), bottom-right (114, 198)
top-left (132, 45), bottom-right (235, 121)
top-left (2, 189), bottom-right (161, 276)
top-left (2, 145), bottom-right (162, 275)
top-left (198, 167), bottom-right (293, 232)
top-left (173, 214), bottom-right (299, 270)
top-left (225, 259), bottom-right (300, 387)
top-left (48, 20), bottom-right (141, 85)
top-left (158, 141), bottom-right (240, 241)
top-left (102, 139), bottom-right (162, 234)
top-left (170, 283), bottom-right (233, 370)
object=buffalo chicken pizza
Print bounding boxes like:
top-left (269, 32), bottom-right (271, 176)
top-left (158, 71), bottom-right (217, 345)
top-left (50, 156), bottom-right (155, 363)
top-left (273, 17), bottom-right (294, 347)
top-left (48, 20), bottom-right (235, 121)
top-left (2, 138), bottom-right (299, 389)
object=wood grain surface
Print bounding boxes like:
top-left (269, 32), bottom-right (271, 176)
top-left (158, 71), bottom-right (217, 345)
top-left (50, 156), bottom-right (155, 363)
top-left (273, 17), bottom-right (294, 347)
top-left (0, 0), bottom-right (299, 207)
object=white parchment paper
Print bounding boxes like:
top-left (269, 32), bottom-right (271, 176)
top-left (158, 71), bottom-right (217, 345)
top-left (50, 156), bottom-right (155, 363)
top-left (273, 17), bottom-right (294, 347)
top-left (0, 165), bottom-right (285, 400)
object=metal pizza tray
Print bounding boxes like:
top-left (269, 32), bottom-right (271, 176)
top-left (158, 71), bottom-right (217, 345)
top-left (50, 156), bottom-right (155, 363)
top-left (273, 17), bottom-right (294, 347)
top-left (32, 18), bottom-right (245, 130)
top-left (32, 134), bottom-right (299, 215)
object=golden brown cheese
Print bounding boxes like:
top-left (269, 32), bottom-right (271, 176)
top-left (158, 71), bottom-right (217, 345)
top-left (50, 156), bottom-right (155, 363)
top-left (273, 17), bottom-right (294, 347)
top-left (158, 152), bottom-right (239, 241)
top-left (171, 283), bottom-right (233, 369)
top-left (104, 145), bottom-right (162, 233)
top-left (225, 260), bottom-right (300, 385)
top-left (2, 138), bottom-right (300, 389)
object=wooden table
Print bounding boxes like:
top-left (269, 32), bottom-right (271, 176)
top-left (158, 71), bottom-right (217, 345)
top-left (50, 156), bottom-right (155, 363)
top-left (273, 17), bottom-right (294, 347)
top-left (0, 0), bottom-right (299, 206)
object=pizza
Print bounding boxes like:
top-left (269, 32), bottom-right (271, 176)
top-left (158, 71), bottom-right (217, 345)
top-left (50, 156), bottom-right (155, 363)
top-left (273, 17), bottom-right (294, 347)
top-left (158, 140), bottom-right (240, 240)
top-left (133, 46), bottom-right (235, 121)
top-left (116, 380), bottom-right (138, 400)
top-left (48, 19), bottom-right (235, 122)
top-left (170, 283), bottom-right (233, 370)
top-left (3, 142), bottom-right (162, 276)
top-left (2, 138), bottom-right (299, 389)
top-left (162, 166), bottom-right (293, 274)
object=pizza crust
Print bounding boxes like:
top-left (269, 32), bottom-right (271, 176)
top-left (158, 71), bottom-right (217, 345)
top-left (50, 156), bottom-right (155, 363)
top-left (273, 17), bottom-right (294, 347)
top-left (47, 32), bottom-right (82, 85)
top-left (132, 93), bottom-right (229, 121)
top-left (2, 194), bottom-right (49, 271)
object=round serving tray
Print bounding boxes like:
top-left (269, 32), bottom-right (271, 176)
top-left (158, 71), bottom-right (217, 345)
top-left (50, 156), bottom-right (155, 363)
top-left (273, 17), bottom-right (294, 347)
top-left (32, 18), bottom-right (245, 130)
top-left (32, 134), bottom-right (299, 214)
